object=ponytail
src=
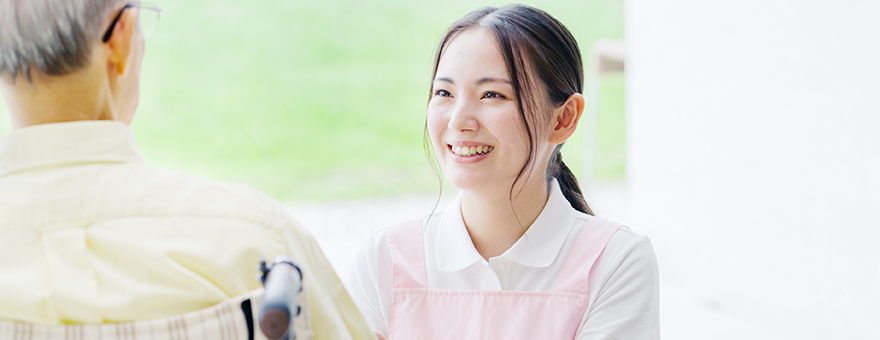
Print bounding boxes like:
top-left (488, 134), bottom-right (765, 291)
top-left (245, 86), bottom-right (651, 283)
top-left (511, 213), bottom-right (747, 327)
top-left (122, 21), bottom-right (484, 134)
top-left (549, 145), bottom-right (593, 215)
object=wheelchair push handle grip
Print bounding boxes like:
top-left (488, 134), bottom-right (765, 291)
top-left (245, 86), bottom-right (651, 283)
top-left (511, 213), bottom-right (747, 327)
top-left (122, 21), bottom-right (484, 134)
top-left (258, 256), bottom-right (303, 340)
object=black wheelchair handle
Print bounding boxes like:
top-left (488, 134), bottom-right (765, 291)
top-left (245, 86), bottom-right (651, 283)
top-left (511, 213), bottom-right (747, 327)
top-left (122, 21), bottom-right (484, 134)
top-left (258, 257), bottom-right (303, 340)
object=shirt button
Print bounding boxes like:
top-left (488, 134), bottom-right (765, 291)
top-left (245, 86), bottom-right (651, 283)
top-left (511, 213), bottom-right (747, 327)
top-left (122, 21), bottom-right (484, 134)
top-left (496, 263), bottom-right (508, 273)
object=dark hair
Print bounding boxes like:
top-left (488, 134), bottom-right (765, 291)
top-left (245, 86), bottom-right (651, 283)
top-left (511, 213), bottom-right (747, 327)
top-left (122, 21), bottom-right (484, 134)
top-left (425, 4), bottom-right (593, 215)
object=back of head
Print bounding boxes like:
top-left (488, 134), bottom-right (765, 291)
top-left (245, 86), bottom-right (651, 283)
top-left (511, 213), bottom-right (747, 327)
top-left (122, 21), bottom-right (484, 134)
top-left (0, 0), bottom-right (125, 82)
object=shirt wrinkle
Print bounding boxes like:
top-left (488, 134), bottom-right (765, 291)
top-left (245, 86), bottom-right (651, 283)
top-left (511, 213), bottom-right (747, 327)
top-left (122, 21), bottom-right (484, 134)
top-left (0, 121), bottom-right (375, 337)
top-left (0, 206), bottom-right (279, 230)
top-left (0, 121), bottom-right (143, 177)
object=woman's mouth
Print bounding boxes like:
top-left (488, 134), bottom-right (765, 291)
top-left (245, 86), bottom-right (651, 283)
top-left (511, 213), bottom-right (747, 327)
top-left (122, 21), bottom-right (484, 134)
top-left (450, 145), bottom-right (494, 157)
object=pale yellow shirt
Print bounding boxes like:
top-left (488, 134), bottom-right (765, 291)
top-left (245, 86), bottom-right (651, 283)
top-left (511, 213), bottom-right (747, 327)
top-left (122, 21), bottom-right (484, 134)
top-left (0, 121), bottom-right (373, 340)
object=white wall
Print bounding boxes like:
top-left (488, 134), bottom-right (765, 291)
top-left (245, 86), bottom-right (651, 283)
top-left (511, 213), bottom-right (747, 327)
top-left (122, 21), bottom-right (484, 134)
top-left (626, 0), bottom-right (880, 338)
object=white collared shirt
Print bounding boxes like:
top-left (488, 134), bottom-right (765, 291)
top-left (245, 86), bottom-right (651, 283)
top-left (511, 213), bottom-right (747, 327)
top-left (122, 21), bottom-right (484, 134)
top-left (0, 121), bottom-right (373, 339)
top-left (346, 180), bottom-right (661, 339)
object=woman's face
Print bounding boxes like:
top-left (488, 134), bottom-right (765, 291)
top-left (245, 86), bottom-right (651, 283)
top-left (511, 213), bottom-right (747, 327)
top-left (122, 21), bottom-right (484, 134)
top-left (428, 28), bottom-right (545, 193)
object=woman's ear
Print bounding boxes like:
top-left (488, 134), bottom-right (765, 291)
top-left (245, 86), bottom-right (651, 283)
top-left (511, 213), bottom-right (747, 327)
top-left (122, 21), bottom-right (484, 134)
top-left (105, 8), bottom-right (138, 76)
top-left (549, 93), bottom-right (585, 144)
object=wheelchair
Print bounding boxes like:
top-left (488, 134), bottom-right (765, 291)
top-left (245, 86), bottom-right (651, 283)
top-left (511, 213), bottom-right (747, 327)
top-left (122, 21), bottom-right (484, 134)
top-left (0, 257), bottom-right (304, 340)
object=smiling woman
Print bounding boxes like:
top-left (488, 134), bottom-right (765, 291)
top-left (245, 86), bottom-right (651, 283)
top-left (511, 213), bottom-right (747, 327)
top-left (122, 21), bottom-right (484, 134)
top-left (427, 28), bottom-right (533, 197)
top-left (346, 4), bottom-right (658, 340)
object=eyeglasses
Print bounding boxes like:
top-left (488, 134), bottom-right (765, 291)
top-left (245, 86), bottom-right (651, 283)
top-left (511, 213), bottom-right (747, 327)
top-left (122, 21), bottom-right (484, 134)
top-left (101, 3), bottom-right (163, 43)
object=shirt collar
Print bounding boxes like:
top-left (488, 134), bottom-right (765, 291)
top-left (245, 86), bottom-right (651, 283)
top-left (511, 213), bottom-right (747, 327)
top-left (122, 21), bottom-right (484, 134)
top-left (0, 120), bottom-right (144, 177)
top-left (435, 194), bottom-right (485, 272)
top-left (501, 179), bottom-right (579, 267)
top-left (435, 179), bottom-right (580, 271)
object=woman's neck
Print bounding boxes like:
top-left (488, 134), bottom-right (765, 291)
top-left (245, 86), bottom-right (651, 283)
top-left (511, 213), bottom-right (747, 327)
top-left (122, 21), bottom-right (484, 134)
top-left (460, 176), bottom-right (550, 260)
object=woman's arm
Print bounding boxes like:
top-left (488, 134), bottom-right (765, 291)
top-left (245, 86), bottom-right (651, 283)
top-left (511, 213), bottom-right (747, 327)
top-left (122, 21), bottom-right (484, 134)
top-left (577, 232), bottom-right (661, 340)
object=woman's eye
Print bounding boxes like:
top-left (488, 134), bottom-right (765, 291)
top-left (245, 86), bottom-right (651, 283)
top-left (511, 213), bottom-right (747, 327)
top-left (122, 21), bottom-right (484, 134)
top-left (434, 89), bottom-right (452, 97)
top-left (482, 91), bottom-right (506, 99)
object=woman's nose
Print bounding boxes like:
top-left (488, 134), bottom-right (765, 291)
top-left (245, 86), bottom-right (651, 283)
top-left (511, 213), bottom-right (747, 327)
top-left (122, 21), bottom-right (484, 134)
top-left (447, 100), bottom-right (478, 132)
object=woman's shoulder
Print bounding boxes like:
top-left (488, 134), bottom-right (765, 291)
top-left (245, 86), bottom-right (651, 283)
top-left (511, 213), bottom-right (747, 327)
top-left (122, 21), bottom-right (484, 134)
top-left (572, 214), bottom-right (657, 264)
top-left (346, 216), bottom-right (434, 300)
top-left (362, 216), bottom-right (427, 246)
top-left (587, 217), bottom-right (659, 284)
top-left (573, 213), bottom-right (651, 243)
top-left (607, 227), bottom-right (656, 262)
top-left (354, 214), bottom-right (434, 260)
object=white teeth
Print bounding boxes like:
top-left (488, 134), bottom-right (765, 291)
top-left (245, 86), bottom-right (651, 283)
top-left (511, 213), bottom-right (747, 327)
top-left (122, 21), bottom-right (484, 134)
top-left (451, 145), bottom-right (494, 156)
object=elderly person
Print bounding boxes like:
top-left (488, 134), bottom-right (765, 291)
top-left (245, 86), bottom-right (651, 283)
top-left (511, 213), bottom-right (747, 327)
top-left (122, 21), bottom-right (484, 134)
top-left (0, 1), bottom-right (372, 339)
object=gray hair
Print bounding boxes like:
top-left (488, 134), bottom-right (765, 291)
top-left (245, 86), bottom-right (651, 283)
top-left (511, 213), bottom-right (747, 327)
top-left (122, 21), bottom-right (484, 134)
top-left (0, 0), bottom-right (127, 81)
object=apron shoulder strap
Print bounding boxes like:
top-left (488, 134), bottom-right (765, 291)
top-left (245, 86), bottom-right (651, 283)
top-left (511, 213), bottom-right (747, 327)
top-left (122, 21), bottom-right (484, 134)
top-left (554, 216), bottom-right (625, 294)
top-left (387, 219), bottom-right (427, 289)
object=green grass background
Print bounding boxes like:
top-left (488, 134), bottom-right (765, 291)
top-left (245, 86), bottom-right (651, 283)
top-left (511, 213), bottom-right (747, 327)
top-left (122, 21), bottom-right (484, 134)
top-left (0, 0), bottom-right (625, 201)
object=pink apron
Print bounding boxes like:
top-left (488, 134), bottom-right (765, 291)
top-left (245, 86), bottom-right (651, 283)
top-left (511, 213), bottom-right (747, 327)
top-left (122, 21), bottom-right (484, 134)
top-left (386, 217), bottom-right (623, 340)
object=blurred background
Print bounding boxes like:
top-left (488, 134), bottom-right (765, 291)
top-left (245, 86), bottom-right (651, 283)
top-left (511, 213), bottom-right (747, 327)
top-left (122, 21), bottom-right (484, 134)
top-left (2, 0), bottom-right (878, 339)
top-left (0, 0), bottom-right (625, 201)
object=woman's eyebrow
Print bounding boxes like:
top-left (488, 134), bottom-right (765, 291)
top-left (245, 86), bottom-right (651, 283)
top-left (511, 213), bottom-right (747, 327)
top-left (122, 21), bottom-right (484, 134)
top-left (476, 77), bottom-right (511, 85)
top-left (433, 77), bottom-right (511, 85)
